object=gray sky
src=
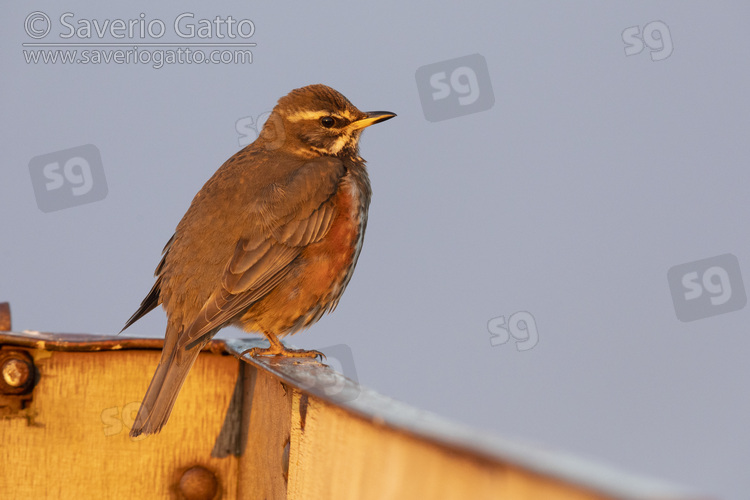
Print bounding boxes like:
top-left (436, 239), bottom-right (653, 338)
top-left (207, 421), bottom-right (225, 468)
top-left (3, 2), bottom-right (749, 498)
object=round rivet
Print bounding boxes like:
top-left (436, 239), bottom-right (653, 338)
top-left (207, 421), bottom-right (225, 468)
top-left (178, 466), bottom-right (218, 500)
top-left (0, 351), bottom-right (34, 395)
top-left (2, 358), bottom-right (30, 387)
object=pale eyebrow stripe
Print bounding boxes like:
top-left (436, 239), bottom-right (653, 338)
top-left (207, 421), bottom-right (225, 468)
top-left (285, 110), bottom-right (329, 122)
top-left (284, 109), bottom-right (356, 123)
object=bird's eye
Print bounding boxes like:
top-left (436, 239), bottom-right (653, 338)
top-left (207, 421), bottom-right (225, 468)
top-left (320, 116), bottom-right (335, 128)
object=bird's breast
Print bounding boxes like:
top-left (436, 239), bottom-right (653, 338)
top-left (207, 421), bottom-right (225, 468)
top-left (240, 168), bottom-right (370, 336)
top-left (299, 172), bottom-right (367, 303)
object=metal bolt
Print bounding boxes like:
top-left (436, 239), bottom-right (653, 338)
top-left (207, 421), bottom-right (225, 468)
top-left (2, 358), bottom-right (30, 388)
top-left (178, 466), bottom-right (218, 500)
top-left (0, 351), bottom-right (34, 395)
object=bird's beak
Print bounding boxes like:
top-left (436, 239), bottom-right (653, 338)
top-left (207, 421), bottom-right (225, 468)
top-left (350, 111), bottom-right (397, 130)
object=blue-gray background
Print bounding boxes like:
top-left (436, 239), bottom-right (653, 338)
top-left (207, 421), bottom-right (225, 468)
top-left (2, 2), bottom-right (748, 498)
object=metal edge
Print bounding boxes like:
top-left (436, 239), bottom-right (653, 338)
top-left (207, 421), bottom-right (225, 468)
top-left (223, 339), bottom-right (708, 500)
top-left (0, 330), bottom-right (227, 355)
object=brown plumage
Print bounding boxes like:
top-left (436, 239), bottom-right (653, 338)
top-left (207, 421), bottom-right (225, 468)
top-left (121, 84), bottom-right (395, 436)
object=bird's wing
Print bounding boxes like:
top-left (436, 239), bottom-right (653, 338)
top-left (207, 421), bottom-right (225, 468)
top-left (120, 234), bottom-right (175, 333)
top-left (178, 157), bottom-right (345, 351)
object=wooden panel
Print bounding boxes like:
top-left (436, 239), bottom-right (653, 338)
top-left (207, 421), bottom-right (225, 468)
top-left (0, 349), bottom-right (239, 499)
top-left (286, 391), bottom-right (613, 500)
top-left (227, 339), bottom-right (703, 500)
top-left (0, 332), bottom-right (706, 500)
top-left (236, 365), bottom-right (293, 499)
top-left (0, 303), bottom-right (10, 331)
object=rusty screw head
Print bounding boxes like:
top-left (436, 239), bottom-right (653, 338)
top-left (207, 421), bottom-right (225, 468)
top-left (2, 358), bottom-right (30, 387)
top-left (0, 351), bottom-right (34, 395)
top-left (178, 466), bottom-right (218, 500)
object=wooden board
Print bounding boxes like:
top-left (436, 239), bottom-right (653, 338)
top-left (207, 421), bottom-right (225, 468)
top-left (0, 332), bottom-right (707, 500)
top-left (287, 393), bottom-right (604, 500)
top-left (0, 349), bottom-right (239, 499)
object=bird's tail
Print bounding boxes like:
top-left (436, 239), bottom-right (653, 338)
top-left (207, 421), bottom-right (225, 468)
top-left (129, 341), bottom-right (202, 437)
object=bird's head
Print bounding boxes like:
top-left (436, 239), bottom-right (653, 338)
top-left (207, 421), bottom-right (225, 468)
top-left (258, 84), bottom-right (395, 158)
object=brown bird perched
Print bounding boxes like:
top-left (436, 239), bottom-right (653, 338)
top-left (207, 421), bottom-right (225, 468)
top-left (121, 84), bottom-right (395, 437)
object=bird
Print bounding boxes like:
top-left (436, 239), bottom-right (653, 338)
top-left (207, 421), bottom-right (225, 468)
top-left (120, 84), bottom-right (395, 437)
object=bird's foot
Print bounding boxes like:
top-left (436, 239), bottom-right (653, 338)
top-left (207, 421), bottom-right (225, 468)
top-left (241, 345), bottom-right (326, 361)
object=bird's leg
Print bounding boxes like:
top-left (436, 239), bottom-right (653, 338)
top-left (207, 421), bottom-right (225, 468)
top-left (240, 333), bottom-right (326, 361)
